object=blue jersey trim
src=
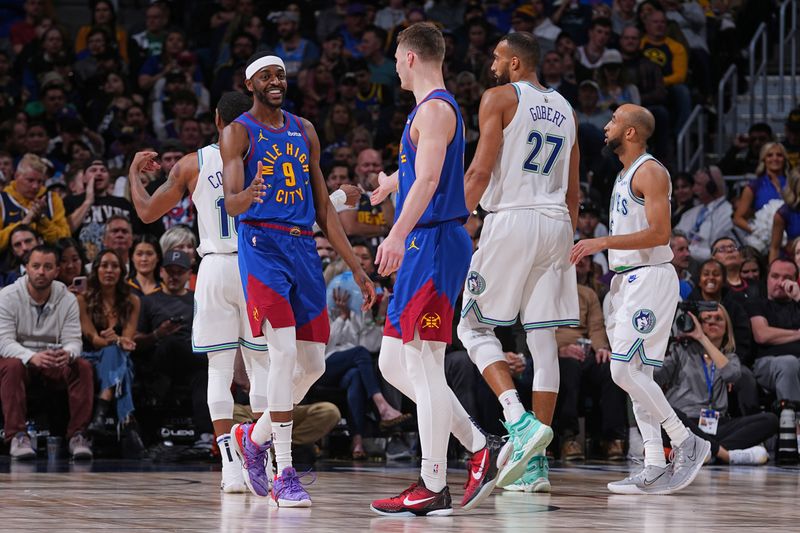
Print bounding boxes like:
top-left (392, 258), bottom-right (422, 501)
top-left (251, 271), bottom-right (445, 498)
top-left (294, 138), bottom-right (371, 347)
top-left (239, 338), bottom-right (269, 352)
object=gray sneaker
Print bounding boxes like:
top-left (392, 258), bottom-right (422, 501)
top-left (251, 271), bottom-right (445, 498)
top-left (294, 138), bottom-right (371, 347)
top-left (69, 432), bottom-right (93, 461)
top-left (607, 464), bottom-right (672, 495)
top-left (667, 433), bottom-right (711, 493)
top-left (9, 432), bottom-right (36, 460)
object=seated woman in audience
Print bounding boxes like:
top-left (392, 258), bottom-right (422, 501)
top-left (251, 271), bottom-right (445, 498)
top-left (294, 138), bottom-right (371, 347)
top-left (733, 142), bottom-right (790, 250)
top-left (739, 246), bottom-right (766, 296)
top-left (56, 238), bottom-right (88, 293)
top-left (317, 247), bottom-right (411, 459)
top-left (127, 235), bottom-right (162, 296)
top-left (78, 249), bottom-right (144, 454)
top-left (687, 259), bottom-right (752, 361)
top-left (671, 172), bottom-right (696, 227)
top-left (769, 168), bottom-right (800, 263)
top-left (656, 305), bottom-right (778, 464)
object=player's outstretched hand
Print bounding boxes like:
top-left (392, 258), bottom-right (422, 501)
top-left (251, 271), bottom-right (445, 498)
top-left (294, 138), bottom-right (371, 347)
top-left (370, 171), bottom-right (396, 206)
top-left (247, 161), bottom-right (268, 205)
top-left (570, 237), bottom-right (606, 264)
top-left (130, 151), bottom-right (161, 175)
top-left (353, 269), bottom-right (377, 310)
top-left (375, 233), bottom-right (404, 277)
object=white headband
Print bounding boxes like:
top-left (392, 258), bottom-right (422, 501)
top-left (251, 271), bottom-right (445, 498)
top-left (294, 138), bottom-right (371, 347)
top-left (245, 56), bottom-right (286, 80)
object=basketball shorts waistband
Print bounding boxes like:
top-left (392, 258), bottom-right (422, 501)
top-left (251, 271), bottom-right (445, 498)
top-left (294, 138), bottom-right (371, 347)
top-left (242, 220), bottom-right (314, 237)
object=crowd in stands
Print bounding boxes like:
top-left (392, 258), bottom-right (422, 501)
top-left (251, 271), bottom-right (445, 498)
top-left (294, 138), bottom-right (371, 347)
top-left (0, 0), bottom-right (795, 465)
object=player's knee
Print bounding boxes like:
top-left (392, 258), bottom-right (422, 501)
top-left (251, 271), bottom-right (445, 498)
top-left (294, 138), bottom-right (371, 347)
top-left (609, 359), bottom-right (633, 390)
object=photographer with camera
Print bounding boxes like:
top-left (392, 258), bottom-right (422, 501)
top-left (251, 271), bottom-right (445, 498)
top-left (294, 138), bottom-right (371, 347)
top-left (657, 304), bottom-right (778, 464)
top-left (134, 249), bottom-right (212, 445)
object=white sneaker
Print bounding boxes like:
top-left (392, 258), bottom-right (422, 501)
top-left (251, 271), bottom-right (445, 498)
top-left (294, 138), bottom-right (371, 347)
top-left (221, 455), bottom-right (249, 493)
top-left (728, 445), bottom-right (769, 465)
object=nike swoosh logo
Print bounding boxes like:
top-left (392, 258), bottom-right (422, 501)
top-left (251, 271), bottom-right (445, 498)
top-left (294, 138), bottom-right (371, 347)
top-left (471, 453), bottom-right (487, 480)
top-left (643, 472), bottom-right (665, 486)
top-left (403, 495), bottom-right (435, 506)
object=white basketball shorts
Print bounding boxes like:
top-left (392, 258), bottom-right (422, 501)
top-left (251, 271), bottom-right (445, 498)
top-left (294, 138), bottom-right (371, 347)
top-left (460, 209), bottom-right (579, 331)
top-left (606, 263), bottom-right (679, 367)
top-left (192, 253), bottom-right (267, 354)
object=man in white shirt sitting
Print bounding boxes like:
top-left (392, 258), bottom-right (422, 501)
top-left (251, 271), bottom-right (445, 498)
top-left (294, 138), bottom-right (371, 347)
top-left (675, 166), bottom-right (733, 261)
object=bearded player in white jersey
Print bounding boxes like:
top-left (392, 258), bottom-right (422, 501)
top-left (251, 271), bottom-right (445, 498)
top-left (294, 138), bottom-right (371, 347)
top-left (457, 31), bottom-right (580, 493)
top-left (570, 103), bottom-right (710, 495)
top-left (129, 92), bottom-right (359, 493)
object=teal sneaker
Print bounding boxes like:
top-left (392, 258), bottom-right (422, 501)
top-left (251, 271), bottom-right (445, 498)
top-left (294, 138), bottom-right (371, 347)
top-left (496, 412), bottom-right (553, 488)
top-left (503, 456), bottom-right (551, 493)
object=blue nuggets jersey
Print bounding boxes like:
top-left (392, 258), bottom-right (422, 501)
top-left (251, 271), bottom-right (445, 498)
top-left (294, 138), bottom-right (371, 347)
top-left (397, 89), bottom-right (469, 226)
top-left (234, 111), bottom-right (316, 227)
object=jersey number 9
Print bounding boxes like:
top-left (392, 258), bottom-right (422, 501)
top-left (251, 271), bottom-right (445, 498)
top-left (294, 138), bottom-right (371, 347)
top-left (283, 162), bottom-right (296, 187)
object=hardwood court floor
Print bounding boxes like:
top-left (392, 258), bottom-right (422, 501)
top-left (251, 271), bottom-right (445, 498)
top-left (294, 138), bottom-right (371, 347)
top-left (1, 460), bottom-right (798, 532)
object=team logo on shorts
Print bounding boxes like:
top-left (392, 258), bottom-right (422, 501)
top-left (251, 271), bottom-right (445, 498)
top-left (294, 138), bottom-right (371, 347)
top-left (632, 309), bottom-right (656, 334)
top-left (466, 271), bottom-right (486, 295)
top-left (252, 307), bottom-right (259, 323)
top-left (420, 313), bottom-right (441, 329)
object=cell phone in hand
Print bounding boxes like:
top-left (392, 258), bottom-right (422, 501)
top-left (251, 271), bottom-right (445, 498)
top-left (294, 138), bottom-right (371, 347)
top-left (169, 315), bottom-right (186, 324)
top-left (71, 276), bottom-right (87, 293)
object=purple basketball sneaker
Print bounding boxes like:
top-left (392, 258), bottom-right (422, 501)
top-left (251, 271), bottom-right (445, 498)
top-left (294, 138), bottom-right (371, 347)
top-left (230, 423), bottom-right (271, 497)
top-left (271, 467), bottom-right (313, 507)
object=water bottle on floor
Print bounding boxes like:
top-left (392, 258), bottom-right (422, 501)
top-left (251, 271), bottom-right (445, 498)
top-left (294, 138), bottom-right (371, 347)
top-left (777, 402), bottom-right (798, 465)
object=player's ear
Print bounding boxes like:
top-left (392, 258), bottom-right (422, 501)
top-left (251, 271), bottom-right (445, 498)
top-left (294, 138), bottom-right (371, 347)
top-left (244, 78), bottom-right (254, 93)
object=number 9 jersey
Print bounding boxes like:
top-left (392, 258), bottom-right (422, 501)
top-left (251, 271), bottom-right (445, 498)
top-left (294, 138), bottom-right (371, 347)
top-left (479, 82), bottom-right (576, 218)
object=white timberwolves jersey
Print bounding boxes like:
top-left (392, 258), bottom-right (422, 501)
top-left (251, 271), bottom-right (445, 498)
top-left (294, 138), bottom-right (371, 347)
top-left (195, 143), bottom-right (237, 256)
top-left (608, 153), bottom-right (673, 271)
top-left (480, 81), bottom-right (576, 217)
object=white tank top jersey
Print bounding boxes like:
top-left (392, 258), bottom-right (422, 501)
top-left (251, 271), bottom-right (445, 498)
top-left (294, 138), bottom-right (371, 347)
top-left (480, 81), bottom-right (576, 218)
top-left (608, 152), bottom-right (674, 272)
top-left (195, 143), bottom-right (238, 257)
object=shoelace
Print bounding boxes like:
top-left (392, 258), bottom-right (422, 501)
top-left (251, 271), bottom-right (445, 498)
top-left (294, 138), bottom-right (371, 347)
top-left (243, 443), bottom-right (269, 470)
top-left (274, 469), bottom-right (317, 499)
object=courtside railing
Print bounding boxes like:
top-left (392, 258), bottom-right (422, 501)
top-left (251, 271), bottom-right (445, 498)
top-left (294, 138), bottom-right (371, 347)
top-left (677, 105), bottom-right (705, 172)
top-left (778, 0), bottom-right (798, 114)
top-left (748, 23), bottom-right (768, 125)
top-left (716, 64), bottom-right (738, 156)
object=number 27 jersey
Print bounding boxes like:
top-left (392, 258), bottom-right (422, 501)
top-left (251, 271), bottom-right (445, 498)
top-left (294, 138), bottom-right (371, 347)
top-left (195, 143), bottom-right (237, 256)
top-left (480, 82), bottom-right (575, 218)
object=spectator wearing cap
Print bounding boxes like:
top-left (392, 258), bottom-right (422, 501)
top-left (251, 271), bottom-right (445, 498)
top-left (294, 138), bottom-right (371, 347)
top-left (675, 166), bottom-right (733, 262)
top-left (783, 107), bottom-right (800, 169)
top-left (576, 17), bottom-right (616, 80)
top-left (271, 10), bottom-right (320, 85)
top-left (596, 49), bottom-right (640, 111)
top-left (64, 159), bottom-right (137, 261)
top-left (0, 153), bottom-right (70, 252)
top-left (340, 3), bottom-right (369, 59)
top-left (134, 249), bottom-right (212, 440)
top-left (718, 123), bottom-right (774, 176)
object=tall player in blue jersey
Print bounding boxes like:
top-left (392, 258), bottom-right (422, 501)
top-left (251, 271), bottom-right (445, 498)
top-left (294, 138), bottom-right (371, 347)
top-left (220, 54), bottom-right (375, 507)
top-left (368, 23), bottom-right (508, 517)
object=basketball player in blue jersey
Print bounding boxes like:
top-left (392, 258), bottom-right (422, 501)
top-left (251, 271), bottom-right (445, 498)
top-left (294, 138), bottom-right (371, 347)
top-left (220, 53), bottom-right (375, 508)
top-left (368, 23), bottom-right (509, 517)
top-left (571, 104), bottom-right (710, 494)
top-left (128, 92), bottom-right (265, 494)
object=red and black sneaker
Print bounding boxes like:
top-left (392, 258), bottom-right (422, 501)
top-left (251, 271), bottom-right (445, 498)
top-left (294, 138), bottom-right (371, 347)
top-left (370, 477), bottom-right (453, 517)
top-left (461, 434), bottom-right (511, 511)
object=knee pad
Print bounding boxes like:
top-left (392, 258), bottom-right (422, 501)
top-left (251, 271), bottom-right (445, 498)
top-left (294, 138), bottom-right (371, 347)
top-left (297, 341), bottom-right (326, 382)
top-left (457, 314), bottom-right (505, 374)
top-left (207, 350), bottom-right (236, 421)
top-left (526, 328), bottom-right (559, 393)
top-left (377, 336), bottom-right (403, 386)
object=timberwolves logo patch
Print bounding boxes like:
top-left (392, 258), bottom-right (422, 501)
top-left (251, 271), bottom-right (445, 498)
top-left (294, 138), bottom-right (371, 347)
top-left (632, 309), bottom-right (656, 334)
top-left (466, 271), bottom-right (486, 295)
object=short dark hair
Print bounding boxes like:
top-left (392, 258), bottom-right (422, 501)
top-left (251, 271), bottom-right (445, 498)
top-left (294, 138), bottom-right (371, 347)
top-left (501, 31), bottom-right (541, 70)
top-left (350, 238), bottom-right (375, 258)
top-left (10, 224), bottom-right (40, 242)
top-left (55, 237), bottom-right (88, 269)
top-left (710, 236), bottom-right (738, 254)
top-left (28, 244), bottom-right (60, 264)
top-left (217, 91), bottom-right (252, 125)
top-left (397, 22), bottom-right (445, 63)
top-left (105, 214), bottom-right (132, 231)
top-left (590, 17), bottom-right (613, 31)
top-left (231, 31), bottom-right (257, 50)
top-left (749, 122), bottom-right (773, 137)
top-left (171, 89), bottom-right (197, 106)
top-left (363, 25), bottom-right (387, 44)
top-left (769, 257), bottom-right (799, 277)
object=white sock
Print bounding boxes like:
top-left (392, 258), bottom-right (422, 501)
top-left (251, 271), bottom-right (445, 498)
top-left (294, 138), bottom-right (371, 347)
top-left (421, 458), bottom-right (447, 493)
top-left (272, 420), bottom-right (293, 474)
top-left (250, 411), bottom-right (273, 445)
top-left (663, 414), bottom-right (690, 447)
top-left (499, 389), bottom-right (525, 424)
top-left (632, 398), bottom-right (667, 468)
top-left (217, 434), bottom-right (237, 466)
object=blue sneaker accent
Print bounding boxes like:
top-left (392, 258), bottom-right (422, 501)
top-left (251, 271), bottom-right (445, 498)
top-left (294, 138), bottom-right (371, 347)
top-left (496, 412), bottom-right (553, 488)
